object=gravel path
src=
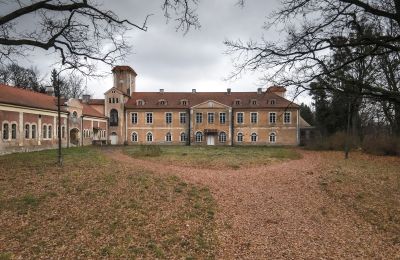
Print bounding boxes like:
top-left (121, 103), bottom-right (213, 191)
top-left (103, 149), bottom-right (399, 259)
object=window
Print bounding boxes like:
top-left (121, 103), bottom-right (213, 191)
top-left (166, 132), bottom-right (172, 142)
top-left (48, 125), bottom-right (52, 139)
top-left (269, 112), bottom-right (276, 124)
top-left (110, 109), bottom-right (118, 126)
top-left (43, 125), bottom-right (47, 139)
top-left (116, 98), bottom-right (119, 103)
top-left (237, 112), bottom-right (244, 124)
top-left (180, 112), bottom-right (187, 124)
top-left (146, 132), bottom-right (153, 142)
top-left (159, 99), bottom-right (166, 105)
top-left (251, 133), bottom-right (258, 142)
top-left (62, 126), bottom-right (65, 138)
top-left (25, 124), bottom-right (30, 139)
top-left (11, 123), bottom-right (16, 139)
top-left (31, 125), bottom-right (36, 139)
top-left (137, 99), bottom-right (144, 106)
top-left (196, 113), bottom-right (203, 123)
top-left (131, 132), bottom-right (138, 142)
top-left (219, 132), bottom-right (227, 143)
top-left (237, 133), bottom-right (243, 142)
top-left (208, 113), bottom-right (214, 124)
top-left (2, 123), bottom-right (9, 140)
top-left (180, 132), bottom-right (187, 142)
top-left (166, 112), bottom-right (172, 124)
top-left (235, 99), bottom-right (241, 105)
top-left (108, 98), bottom-right (112, 103)
top-left (284, 112), bottom-right (291, 124)
top-left (181, 99), bottom-right (188, 106)
top-left (146, 112), bottom-right (153, 124)
top-left (112, 98), bottom-right (115, 103)
top-left (219, 113), bottom-right (226, 124)
top-left (269, 133), bottom-right (276, 143)
top-left (250, 112), bottom-right (258, 123)
top-left (251, 99), bottom-right (257, 105)
top-left (195, 132), bottom-right (203, 143)
top-left (131, 113), bottom-right (138, 124)
top-left (270, 99), bottom-right (276, 105)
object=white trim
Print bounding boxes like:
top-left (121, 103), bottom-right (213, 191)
top-left (283, 111), bottom-right (291, 124)
top-left (146, 131), bottom-right (154, 142)
top-left (0, 104), bottom-right (68, 117)
top-left (180, 131), bottom-right (187, 142)
top-left (250, 132), bottom-right (258, 142)
top-left (179, 112), bottom-right (187, 124)
top-left (131, 131), bottom-right (138, 142)
top-left (269, 132), bottom-right (277, 143)
top-left (195, 131), bottom-right (203, 143)
top-left (130, 112), bottom-right (138, 124)
top-left (165, 112), bottom-right (173, 125)
top-left (236, 112), bottom-right (244, 124)
top-left (250, 112), bottom-right (258, 124)
top-left (165, 132), bottom-right (172, 142)
top-left (145, 112), bottom-right (153, 124)
top-left (191, 99), bottom-right (231, 109)
top-left (237, 132), bottom-right (244, 143)
top-left (269, 112), bottom-right (277, 124)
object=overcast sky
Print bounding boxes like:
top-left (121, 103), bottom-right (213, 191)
top-left (16, 0), bottom-right (311, 104)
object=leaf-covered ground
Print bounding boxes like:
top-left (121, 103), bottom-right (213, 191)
top-left (0, 148), bottom-right (216, 259)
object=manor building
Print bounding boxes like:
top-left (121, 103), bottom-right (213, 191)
top-left (0, 65), bottom-right (306, 154)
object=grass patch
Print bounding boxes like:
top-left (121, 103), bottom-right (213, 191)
top-left (319, 152), bottom-right (400, 244)
top-left (0, 147), bottom-right (216, 259)
top-left (124, 145), bottom-right (301, 169)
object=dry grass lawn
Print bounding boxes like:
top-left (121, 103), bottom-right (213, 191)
top-left (0, 148), bottom-right (216, 259)
top-left (124, 145), bottom-right (301, 169)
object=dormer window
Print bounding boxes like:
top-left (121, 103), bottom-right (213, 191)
top-left (180, 99), bottom-right (188, 106)
top-left (137, 99), bottom-right (144, 106)
top-left (235, 99), bottom-right (241, 105)
top-left (270, 99), bottom-right (276, 105)
top-left (159, 99), bottom-right (167, 105)
top-left (251, 99), bottom-right (257, 105)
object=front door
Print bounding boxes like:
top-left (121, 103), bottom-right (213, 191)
top-left (207, 135), bottom-right (215, 146)
top-left (110, 133), bottom-right (118, 145)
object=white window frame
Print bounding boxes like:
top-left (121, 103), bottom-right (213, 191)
top-left (219, 132), bottom-right (227, 143)
top-left (42, 124), bottom-right (47, 139)
top-left (2, 121), bottom-right (10, 141)
top-left (251, 132), bottom-right (258, 142)
top-left (146, 112), bottom-right (153, 124)
top-left (208, 112), bottom-right (214, 124)
top-left (165, 132), bottom-right (172, 142)
top-left (179, 112), bottom-right (187, 124)
top-left (25, 123), bottom-right (30, 139)
top-left (269, 112), bottom-right (277, 124)
top-left (219, 112), bottom-right (226, 124)
top-left (165, 112), bottom-right (173, 124)
top-left (236, 112), bottom-right (244, 124)
top-left (131, 112), bottom-right (138, 124)
top-left (269, 132), bottom-right (277, 143)
top-left (180, 132), bottom-right (187, 142)
top-left (31, 124), bottom-right (37, 139)
top-left (195, 131), bottom-right (203, 143)
top-left (237, 132), bottom-right (243, 143)
top-left (284, 111), bottom-right (291, 124)
top-left (250, 112), bottom-right (258, 124)
top-left (131, 132), bottom-right (138, 142)
top-left (146, 132), bottom-right (153, 142)
top-left (196, 112), bottom-right (203, 124)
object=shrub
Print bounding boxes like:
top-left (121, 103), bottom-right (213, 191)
top-left (305, 131), bottom-right (359, 151)
top-left (138, 145), bottom-right (162, 157)
top-left (362, 136), bottom-right (400, 156)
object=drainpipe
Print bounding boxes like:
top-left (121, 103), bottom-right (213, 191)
top-left (188, 108), bottom-right (192, 146)
top-left (231, 109), bottom-right (234, 146)
top-left (81, 115), bottom-right (84, 146)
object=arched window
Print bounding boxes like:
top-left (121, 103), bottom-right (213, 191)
top-left (48, 125), bottom-right (52, 139)
top-left (269, 133), bottom-right (276, 143)
top-left (43, 125), bottom-right (47, 139)
top-left (195, 132), bottom-right (203, 143)
top-left (219, 132), bottom-right (227, 143)
top-left (31, 125), bottom-right (36, 139)
top-left (237, 133), bottom-right (243, 142)
top-left (62, 126), bottom-right (65, 138)
top-left (146, 132), bottom-right (153, 142)
top-left (251, 133), bottom-right (257, 142)
top-left (165, 132), bottom-right (172, 142)
top-left (25, 124), bottom-right (30, 139)
top-left (180, 132), bottom-right (187, 142)
top-left (110, 109), bottom-right (118, 126)
top-left (11, 123), bottom-right (17, 139)
top-left (131, 132), bottom-right (138, 142)
top-left (2, 123), bottom-right (9, 140)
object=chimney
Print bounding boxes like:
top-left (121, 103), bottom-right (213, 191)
top-left (82, 94), bottom-right (91, 103)
top-left (45, 86), bottom-right (54, 96)
top-left (257, 88), bottom-right (262, 95)
top-left (227, 88), bottom-right (231, 95)
top-left (160, 89), bottom-right (164, 94)
top-left (192, 89), bottom-right (196, 93)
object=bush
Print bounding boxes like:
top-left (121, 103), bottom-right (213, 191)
top-left (362, 136), bottom-right (400, 156)
top-left (138, 145), bottom-right (162, 157)
top-left (305, 131), bottom-right (359, 151)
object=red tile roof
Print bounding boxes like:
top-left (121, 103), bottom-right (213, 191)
top-left (112, 65), bottom-right (137, 76)
top-left (0, 84), bottom-right (66, 112)
top-left (266, 86), bottom-right (286, 93)
top-left (79, 98), bottom-right (105, 105)
top-left (125, 91), bottom-right (299, 109)
top-left (81, 103), bottom-right (106, 118)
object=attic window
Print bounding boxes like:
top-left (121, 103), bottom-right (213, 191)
top-left (180, 99), bottom-right (188, 106)
top-left (137, 99), bottom-right (144, 106)
top-left (235, 99), bottom-right (241, 105)
top-left (270, 99), bottom-right (276, 105)
top-left (159, 99), bottom-right (167, 105)
top-left (251, 99), bottom-right (257, 105)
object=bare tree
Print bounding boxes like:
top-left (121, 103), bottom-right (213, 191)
top-left (224, 0), bottom-right (400, 103)
top-left (0, 0), bottom-right (199, 74)
top-left (0, 63), bottom-right (44, 92)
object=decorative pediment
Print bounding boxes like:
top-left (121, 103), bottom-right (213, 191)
top-left (191, 100), bottom-right (231, 109)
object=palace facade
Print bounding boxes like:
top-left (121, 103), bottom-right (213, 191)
top-left (0, 65), bottom-right (310, 154)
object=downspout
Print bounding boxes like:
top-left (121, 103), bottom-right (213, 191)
top-left (81, 115), bottom-right (84, 146)
top-left (187, 108), bottom-right (191, 146)
top-left (125, 109), bottom-right (128, 144)
top-left (231, 109), bottom-right (234, 146)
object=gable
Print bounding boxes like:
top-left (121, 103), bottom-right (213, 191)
top-left (191, 100), bottom-right (231, 109)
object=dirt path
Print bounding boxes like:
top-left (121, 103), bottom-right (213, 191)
top-left (103, 148), bottom-right (399, 259)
